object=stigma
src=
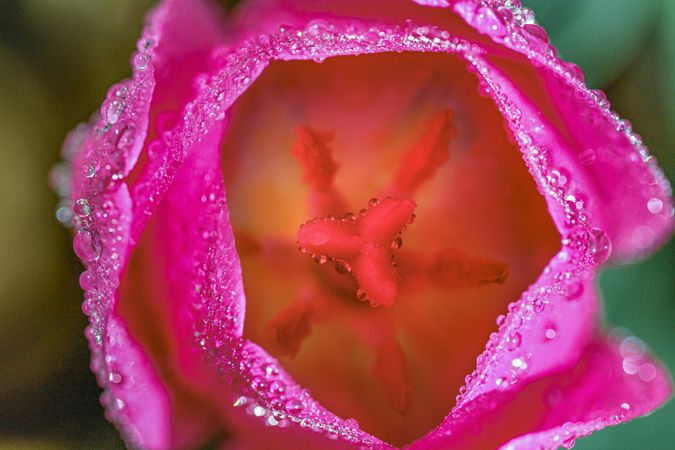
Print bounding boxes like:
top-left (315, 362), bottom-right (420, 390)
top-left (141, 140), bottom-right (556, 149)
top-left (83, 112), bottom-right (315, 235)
top-left (297, 197), bottom-right (416, 307)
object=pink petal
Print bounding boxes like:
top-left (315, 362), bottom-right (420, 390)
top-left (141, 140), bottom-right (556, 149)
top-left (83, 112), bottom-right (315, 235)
top-left (407, 331), bottom-right (671, 450)
top-left (441, 0), bottom-right (674, 262)
top-left (68, 0), bottom-right (228, 447)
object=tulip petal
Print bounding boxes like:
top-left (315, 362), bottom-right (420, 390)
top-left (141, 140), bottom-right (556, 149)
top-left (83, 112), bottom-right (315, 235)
top-left (405, 331), bottom-right (672, 450)
top-left (67, 0), bottom-right (229, 447)
top-left (437, 0), bottom-right (674, 262)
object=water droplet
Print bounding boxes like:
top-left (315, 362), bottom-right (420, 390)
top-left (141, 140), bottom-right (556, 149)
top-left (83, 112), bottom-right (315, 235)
top-left (562, 436), bottom-right (576, 449)
top-left (579, 148), bottom-right (596, 165)
top-left (647, 197), bottom-right (664, 214)
top-left (73, 198), bottom-right (91, 217)
top-left (356, 288), bottom-right (370, 303)
top-left (638, 362), bottom-right (657, 382)
top-left (55, 202), bottom-right (74, 225)
top-left (261, 364), bottom-right (277, 380)
top-left (511, 357), bottom-right (526, 370)
top-left (73, 229), bottom-right (101, 262)
top-left (84, 163), bottom-right (97, 178)
top-left (230, 376), bottom-right (250, 395)
top-left (79, 270), bottom-right (95, 290)
top-left (115, 85), bottom-right (129, 98)
top-left (133, 52), bottom-right (150, 70)
top-left (251, 377), bottom-right (268, 391)
top-left (547, 169), bottom-right (569, 188)
top-left (476, 6), bottom-right (507, 36)
top-left (564, 281), bottom-right (584, 301)
top-left (545, 325), bottom-right (557, 341)
top-left (588, 228), bottom-right (611, 264)
top-left (506, 332), bottom-right (521, 351)
top-left (496, 315), bottom-right (506, 326)
top-left (334, 260), bottom-right (351, 274)
top-left (313, 254), bottom-right (328, 265)
top-left (81, 298), bottom-right (95, 316)
top-left (116, 126), bottom-right (135, 152)
top-left (523, 24), bottom-right (548, 42)
top-left (103, 99), bottom-right (125, 124)
top-left (533, 299), bottom-right (545, 312)
top-left (495, 377), bottom-right (508, 390)
top-left (269, 381), bottom-right (285, 396)
top-left (368, 197), bottom-right (380, 207)
top-left (109, 372), bottom-right (122, 384)
top-left (390, 236), bottom-right (403, 250)
top-left (284, 398), bottom-right (303, 414)
top-left (231, 396), bottom-right (246, 408)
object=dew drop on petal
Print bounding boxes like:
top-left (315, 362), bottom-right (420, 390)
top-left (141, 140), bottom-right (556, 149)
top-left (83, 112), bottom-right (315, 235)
top-left (356, 288), bottom-right (370, 303)
top-left (285, 398), bottom-right (303, 414)
top-left (495, 377), bottom-right (509, 390)
top-left (506, 332), bottom-right (522, 351)
top-left (390, 236), bottom-right (403, 250)
top-left (73, 198), bottom-right (91, 217)
top-left (647, 197), bottom-right (664, 215)
top-left (511, 357), bottom-right (526, 369)
top-left (562, 436), bottom-right (576, 449)
top-left (133, 52), bottom-right (150, 70)
top-left (588, 228), bottom-right (611, 264)
top-left (84, 163), bottom-right (97, 178)
top-left (476, 6), bottom-right (507, 37)
top-left (564, 281), bottom-right (584, 301)
top-left (73, 229), bottom-right (101, 262)
top-left (639, 363), bottom-right (657, 382)
top-left (109, 372), bottom-right (123, 384)
top-left (116, 126), bottom-right (135, 151)
top-left (579, 148), bottom-right (596, 165)
top-left (334, 260), bottom-right (352, 274)
top-left (79, 270), bottom-right (95, 291)
top-left (102, 99), bottom-right (125, 125)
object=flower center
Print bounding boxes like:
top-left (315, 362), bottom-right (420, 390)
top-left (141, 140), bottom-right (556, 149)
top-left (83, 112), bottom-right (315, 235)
top-left (257, 110), bottom-right (510, 415)
top-left (297, 196), bottom-right (416, 308)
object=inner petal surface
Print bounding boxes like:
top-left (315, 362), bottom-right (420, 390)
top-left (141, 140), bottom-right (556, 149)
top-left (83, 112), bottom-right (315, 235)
top-left (221, 53), bottom-right (560, 446)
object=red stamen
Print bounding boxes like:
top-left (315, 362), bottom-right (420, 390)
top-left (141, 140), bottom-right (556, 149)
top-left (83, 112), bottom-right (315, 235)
top-left (297, 198), bottom-right (416, 307)
top-left (292, 125), bottom-right (339, 192)
top-left (265, 301), bottom-right (313, 358)
top-left (427, 247), bottom-right (509, 290)
top-left (373, 339), bottom-right (413, 415)
top-left (390, 109), bottom-right (456, 196)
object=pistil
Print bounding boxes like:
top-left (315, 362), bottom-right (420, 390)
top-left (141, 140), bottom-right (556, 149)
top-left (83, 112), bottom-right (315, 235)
top-left (297, 197), bottom-right (416, 307)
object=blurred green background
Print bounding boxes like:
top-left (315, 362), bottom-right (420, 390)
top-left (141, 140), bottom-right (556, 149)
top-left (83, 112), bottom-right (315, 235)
top-left (0, 0), bottom-right (671, 448)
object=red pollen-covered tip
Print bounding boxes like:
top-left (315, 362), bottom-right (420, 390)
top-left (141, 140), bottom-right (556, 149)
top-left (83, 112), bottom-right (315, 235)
top-left (297, 197), bottom-right (417, 307)
top-left (292, 125), bottom-right (339, 192)
top-left (390, 109), bottom-right (456, 196)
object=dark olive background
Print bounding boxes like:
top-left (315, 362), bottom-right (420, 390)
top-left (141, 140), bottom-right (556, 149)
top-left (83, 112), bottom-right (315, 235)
top-left (0, 0), bottom-right (671, 448)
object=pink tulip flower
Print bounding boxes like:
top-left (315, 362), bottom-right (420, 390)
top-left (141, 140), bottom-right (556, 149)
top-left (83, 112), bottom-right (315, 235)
top-left (53, 0), bottom-right (673, 448)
